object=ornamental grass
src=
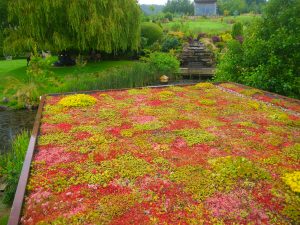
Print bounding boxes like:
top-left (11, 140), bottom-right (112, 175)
top-left (21, 84), bottom-right (300, 224)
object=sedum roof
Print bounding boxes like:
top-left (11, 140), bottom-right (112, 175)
top-left (21, 83), bottom-right (300, 224)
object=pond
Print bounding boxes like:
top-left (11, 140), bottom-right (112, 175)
top-left (0, 110), bottom-right (36, 153)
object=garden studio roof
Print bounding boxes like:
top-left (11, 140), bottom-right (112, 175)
top-left (9, 83), bottom-right (300, 224)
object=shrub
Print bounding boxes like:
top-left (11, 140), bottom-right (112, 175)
top-left (162, 37), bottom-right (181, 52)
top-left (235, 35), bottom-right (244, 44)
top-left (215, 0), bottom-right (300, 98)
top-left (0, 131), bottom-right (30, 205)
top-left (232, 22), bottom-right (243, 39)
top-left (144, 52), bottom-right (180, 77)
top-left (164, 12), bottom-right (173, 21)
top-left (170, 22), bottom-right (181, 32)
top-left (58, 94), bottom-right (97, 107)
top-left (220, 33), bottom-right (233, 42)
top-left (215, 42), bottom-right (226, 50)
top-left (141, 22), bottom-right (163, 46)
top-left (168, 31), bottom-right (185, 39)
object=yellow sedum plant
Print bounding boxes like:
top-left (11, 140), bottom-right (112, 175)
top-left (282, 171), bottom-right (300, 193)
top-left (194, 83), bottom-right (215, 89)
top-left (58, 94), bottom-right (97, 107)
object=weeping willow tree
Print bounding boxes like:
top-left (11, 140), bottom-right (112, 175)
top-left (4, 0), bottom-right (141, 54)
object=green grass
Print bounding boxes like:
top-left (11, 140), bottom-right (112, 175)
top-left (0, 131), bottom-right (30, 205)
top-left (0, 59), bottom-right (134, 102)
top-left (163, 14), bottom-right (261, 35)
top-left (0, 215), bottom-right (8, 225)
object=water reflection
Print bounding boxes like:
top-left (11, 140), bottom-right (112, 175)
top-left (0, 110), bottom-right (36, 153)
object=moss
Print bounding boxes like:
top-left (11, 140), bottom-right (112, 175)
top-left (58, 94), bottom-right (97, 107)
top-left (38, 132), bottom-right (72, 146)
top-left (220, 83), bottom-right (238, 89)
top-left (282, 171), bottom-right (300, 193)
top-left (262, 156), bottom-right (281, 165)
top-left (47, 193), bottom-right (140, 224)
top-left (262, 134), bottom-right (284, 147)
top-left (238, 121), bottom-right (257, 128)
top-left (98, 108), bottom-right (119, 120)
top-left (167, 86), bottom-right (186, 92)
top-left (283, 143), bottom-right (300, 161)
top-left (134, 121), bottom-right (164, 131)
top-left (283, 191), bottom-right (300, 222)
top-left (151, 132), bottom-right (176, 144)
top-left (194, 83), bottom-right (215, 89)
top-left (43, 104), bottom-right (65, 116)
top-left (42, 113), bottom-right (72, 124)
top-left (101, 153), bottom-right (153, 180)
top-left (170, 165), bottom-right (216, 200)
top-left (157, 90), bottom-right (175, 100)
top-left (269, 112), bottom-right (290, 123)
top-left (247, 100), bottom-right (261, 110)
top-left (71, 125), bottom-right (101, 134)
top-left (209, 156), bottom-right (270, 181)
top-left (176, 129), bottom-right (216, 146)
top-left (199, 99), bottom-right (216, 106)
top-left (128, 88), bottom-right (150, 95)
top-left (152, 157), bottom-right (171, 171)
top-left (240, 88), bottom-right (263, 96)
top-left (266, 125), bottom-right (289, 134)
top-left (120, 129), bottom-right (134, 137)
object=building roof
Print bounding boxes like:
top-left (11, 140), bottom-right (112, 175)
top-left (194, 0), bottom-right (217, 3)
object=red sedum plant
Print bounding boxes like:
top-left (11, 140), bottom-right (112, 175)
top-left (21, 84), bottom-right (300, 224)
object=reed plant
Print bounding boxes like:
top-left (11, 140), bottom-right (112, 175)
top-left (0, 131), bottom-right (30, 205)
top-left (56, 62), bottom-right (161, 93)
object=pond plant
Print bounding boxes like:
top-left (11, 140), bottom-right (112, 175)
top-left (21, 83), bottom-right (299, 224)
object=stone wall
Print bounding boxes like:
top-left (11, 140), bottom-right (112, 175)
top-left (180, 41), bottom-right (214, 68)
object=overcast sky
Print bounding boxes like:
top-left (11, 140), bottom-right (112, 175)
top-left (138, 0), bottom-right (168, 5)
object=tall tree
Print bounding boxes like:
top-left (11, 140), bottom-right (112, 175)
top-left (218, 0), bottom-right (248, 15)
top-left (0, 0), bottom-right (8, 55)
top-left (215, 0), bottom-right (300, 98)
top-left (218, 0), bottom-right (267, 15)
top-left (4, 0), bottom-right (141, 54)
top-left (163, 0), bottom-right (194, 15)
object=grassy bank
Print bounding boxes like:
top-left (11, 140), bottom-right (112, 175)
top-left (0, 131), bottom-right (30, 223)
top-left (0, 59), bottom-right (134, 107)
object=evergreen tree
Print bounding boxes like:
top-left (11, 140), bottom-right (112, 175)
top-left (4, 0), bottom-right (141, 54)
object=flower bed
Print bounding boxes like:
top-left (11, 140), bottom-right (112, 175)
top-left (21, 84), bottom-right (300, 224)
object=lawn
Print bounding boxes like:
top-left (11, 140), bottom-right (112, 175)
top-left (0, 59), bottom-right (134, 101)
top-left (20, 83), bottom-right (300, 224)
top-left (163, 14), bottom-right (261, 35)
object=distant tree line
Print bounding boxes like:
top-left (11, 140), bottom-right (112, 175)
top-left (160, 0), bottom-right (267, 16)
top-left (163, 0), bottom-right (194, 15)
top-left (218, 0), bottom-right (267, 15)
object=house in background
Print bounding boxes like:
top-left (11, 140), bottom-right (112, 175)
top-left (194, 0), bottom-right (217, 16)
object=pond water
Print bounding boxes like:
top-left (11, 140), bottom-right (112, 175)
top-left (0, 110), bottom-right (36, 153)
